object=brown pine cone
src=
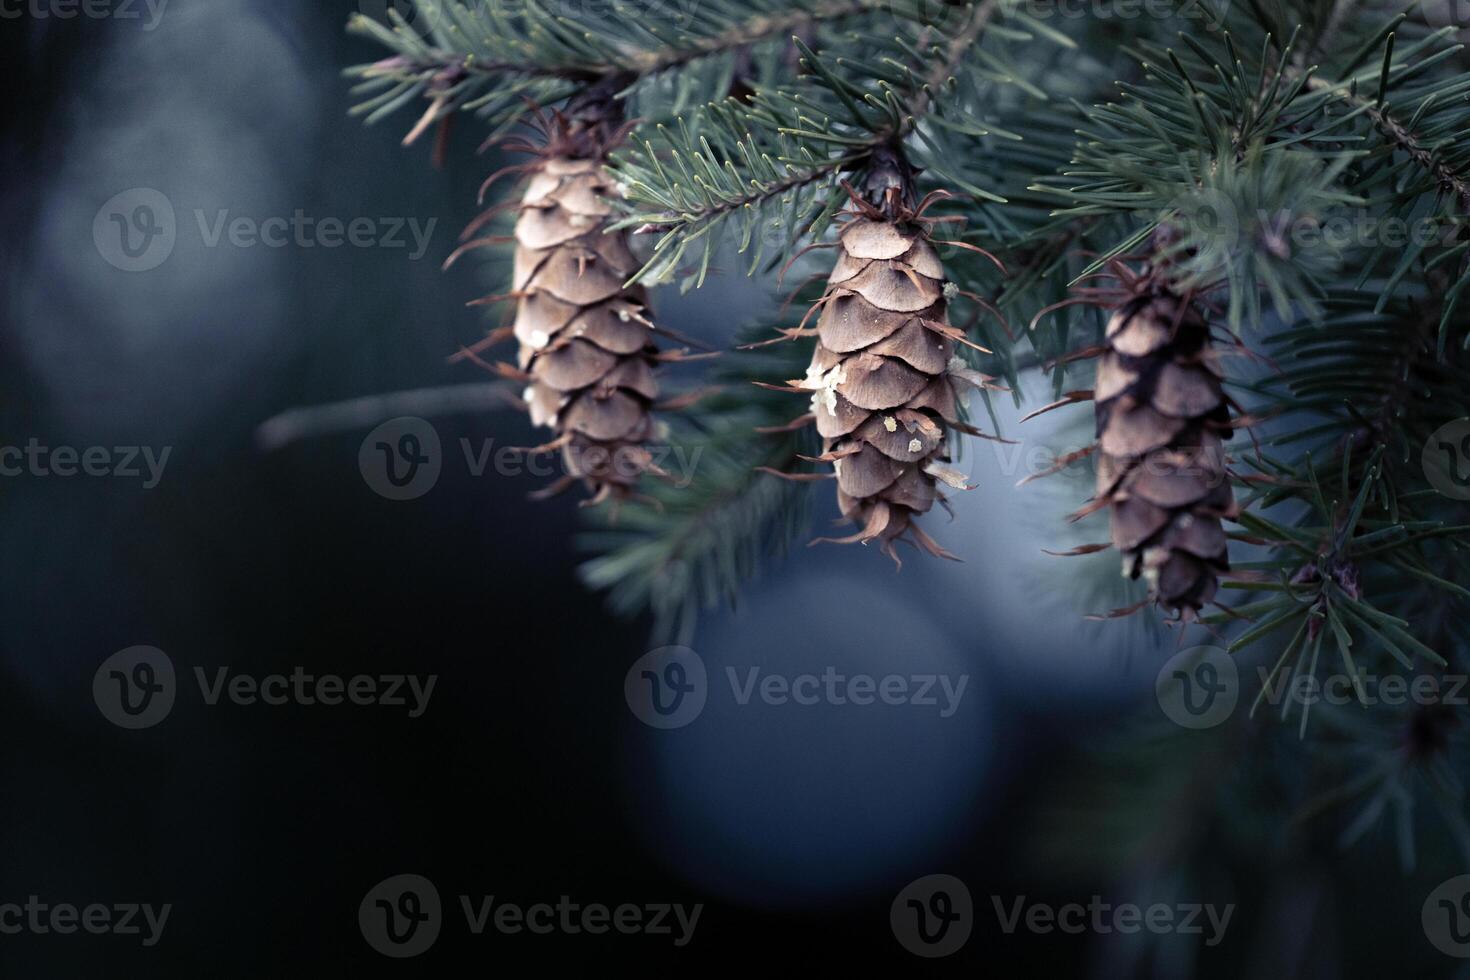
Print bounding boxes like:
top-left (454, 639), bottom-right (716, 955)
top-left (1093, 289), bottom-right (1237, 618)
top-left (794, 216), bottom-right (988, 563)
top-left (509, 155), bottom-right (662, 502)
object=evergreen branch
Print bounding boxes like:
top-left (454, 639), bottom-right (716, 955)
top-left (254, 383), bottom-right (516, 451)
top-left (900, 0), bottom-right (1000, 136)
top-left (612, 0), bottom-right (1050, 287)
top-left (611, 98), bottom-right (854, 288)
top-left (362, 0), bottom-right (889, 79)
top-left (1303, 42), bottom-right (1470, 204)
top-left (346, 0), bottom-right (906, 136)
top-left (1220, 290), bottom-right (1470, 696)
top-left (577, 322), bottom-right (819, 642)
top-left (1033, 21), bottom-right (1467, 331)
top-left (631, 0), bottom-right (888, 76)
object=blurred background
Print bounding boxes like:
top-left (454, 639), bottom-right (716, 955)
top-left (2, 1), bottom-right (1465, 976)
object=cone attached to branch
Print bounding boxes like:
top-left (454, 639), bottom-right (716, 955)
top-left (512, 156), bottom-right (662, 501)
top-left (1034, 264), bottom-right (1238, 620)
top-left (1097, 288), bottom-right (1237, 617)
top-left (454, 98), bottom-right (664, 505)
top-left (773, 152), bottom-right (996, 564)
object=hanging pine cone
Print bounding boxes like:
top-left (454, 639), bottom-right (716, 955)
top-left (511, 155), bottom-right (662, 502)
top-left (770, 152), bottom-right (996, 564)
top-left (452, 98), bottom-right (665, 504)
top-left (1031, 268), bottom-right (1239, 620)
top-left (1092, 287), bottom-right (1236, 618)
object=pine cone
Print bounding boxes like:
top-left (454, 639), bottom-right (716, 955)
top-left (795, 216), bottom-right (986, 563)
top-left (1093, 290), bottom-right (1236, 618)
top-left (510, 155), bottom-right (662, 502)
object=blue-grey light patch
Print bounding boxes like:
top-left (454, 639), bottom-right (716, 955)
top-left (623, 574), bottom-right (991, 907)
top-left (13, 0), bottom-right (316, 444)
